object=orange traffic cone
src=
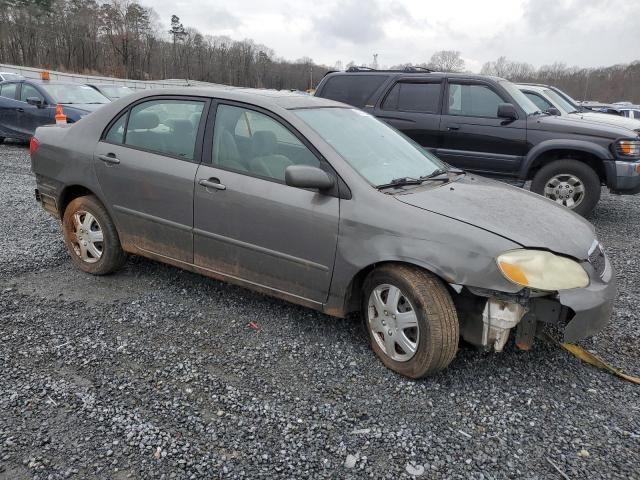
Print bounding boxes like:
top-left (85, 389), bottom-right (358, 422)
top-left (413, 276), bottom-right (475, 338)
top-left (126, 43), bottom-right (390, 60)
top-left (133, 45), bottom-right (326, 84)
top-left (55, 104), bottom-right (66, 125)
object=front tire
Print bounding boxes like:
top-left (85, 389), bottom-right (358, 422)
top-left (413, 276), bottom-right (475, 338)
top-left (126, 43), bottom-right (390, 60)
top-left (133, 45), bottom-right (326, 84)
top-left (62, 195), bottom-right (126, 275)
top-left (362, 265), bottom-right (459, 378)
top-left (530, 160), bottom-right (601, 216)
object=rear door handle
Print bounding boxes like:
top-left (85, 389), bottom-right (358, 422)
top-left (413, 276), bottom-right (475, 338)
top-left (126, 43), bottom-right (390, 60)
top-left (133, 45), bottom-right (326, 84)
top-left (446, 124), bottom-right (460, 131)
top-left (16, 107), bottom-right (24, 113)
top-left (199, 178), bottom-right (226, 191)
top-left (98, 153), bottom-right (120, 165)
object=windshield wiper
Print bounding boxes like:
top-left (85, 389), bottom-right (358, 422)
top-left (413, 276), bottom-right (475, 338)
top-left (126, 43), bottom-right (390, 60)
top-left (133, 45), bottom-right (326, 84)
top-left (420, 168), bottom-right (449, 180)
top-left (376, 177), bottom-right (423, 190)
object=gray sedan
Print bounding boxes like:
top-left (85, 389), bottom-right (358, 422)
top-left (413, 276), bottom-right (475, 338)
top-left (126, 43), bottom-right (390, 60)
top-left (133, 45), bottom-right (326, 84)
top-left (31, 88), bottom-right (616, 378)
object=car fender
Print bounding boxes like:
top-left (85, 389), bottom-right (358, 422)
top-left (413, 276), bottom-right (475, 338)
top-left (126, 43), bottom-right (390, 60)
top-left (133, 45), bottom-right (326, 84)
top-left (519, 139), bottom-right (613, 180)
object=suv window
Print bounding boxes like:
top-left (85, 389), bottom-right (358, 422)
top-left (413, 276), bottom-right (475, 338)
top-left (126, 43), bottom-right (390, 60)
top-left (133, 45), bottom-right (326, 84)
top-left (20, 84), bottom-right (44, 103)
top-left (212, 104), bottom-right (320, 182)
top-left (321, 75), bottom-right (387, 108)
top-left (382, 82), bottom-right (441, 113)
top-left (448, 83), bottom-right (504, 118)
top-left (124, 99), bottom-right (204, 160)
top-left (0, 83), bottom-right (17, 99)
top-left (524, 92), bottom-right (552, 112)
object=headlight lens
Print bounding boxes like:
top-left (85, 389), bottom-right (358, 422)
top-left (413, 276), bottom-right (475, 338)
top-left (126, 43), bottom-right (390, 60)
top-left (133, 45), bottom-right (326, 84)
top-left (497, 250), bottom-right (589, 291)
top-left (615, 139), bottom-right (640, 157)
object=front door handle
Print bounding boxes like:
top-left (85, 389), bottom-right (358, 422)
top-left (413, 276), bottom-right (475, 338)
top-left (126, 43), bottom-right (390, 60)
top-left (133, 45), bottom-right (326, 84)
top-left (98, 153), bottom-right (120, 165)
top-left (199, 178), bottom-right (226, 191)
top-left (16, 107), bottom-right (24, 113)
top-left (446, 124), bottom-right (460, 131)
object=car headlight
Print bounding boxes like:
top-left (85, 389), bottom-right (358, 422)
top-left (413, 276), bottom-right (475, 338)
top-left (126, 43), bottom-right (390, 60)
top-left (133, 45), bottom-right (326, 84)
top-left (497, 250), bottom-right (589, 291)
top-left (614, 139), bottom-right (640, 157)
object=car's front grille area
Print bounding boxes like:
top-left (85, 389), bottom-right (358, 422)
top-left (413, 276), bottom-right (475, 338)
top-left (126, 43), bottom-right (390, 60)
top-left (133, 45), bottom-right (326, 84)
top-left (588, 242), bottom-right (607, 278)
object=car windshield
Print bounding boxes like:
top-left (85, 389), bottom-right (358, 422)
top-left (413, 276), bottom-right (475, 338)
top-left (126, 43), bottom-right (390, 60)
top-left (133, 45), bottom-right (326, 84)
top-left (551, 88), bottom-right (581, 110)
top-left (499, 80), bottom-right (540, 115)
top-left (97, 85), bottom-right (134, 99)
top-left (293, 107), bottom-right (447, 187)
top-left (41, 84), bottom-right (110, 104)
top-left (544, 89), bottom-right (578, 113)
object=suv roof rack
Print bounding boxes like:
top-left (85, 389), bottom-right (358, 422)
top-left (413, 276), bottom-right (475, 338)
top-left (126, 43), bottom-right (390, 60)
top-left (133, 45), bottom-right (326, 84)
top-left (345, 66), bottom-right (434, 73)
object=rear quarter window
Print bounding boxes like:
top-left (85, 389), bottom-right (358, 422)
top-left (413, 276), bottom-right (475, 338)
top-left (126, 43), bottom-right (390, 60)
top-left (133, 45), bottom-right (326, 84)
top-left (319, 75), bottom-right (387, 108)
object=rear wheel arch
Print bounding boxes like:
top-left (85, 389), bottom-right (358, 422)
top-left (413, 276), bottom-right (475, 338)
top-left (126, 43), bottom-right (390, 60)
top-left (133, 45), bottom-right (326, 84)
top-left (58, 185), bottom-right (96, 218)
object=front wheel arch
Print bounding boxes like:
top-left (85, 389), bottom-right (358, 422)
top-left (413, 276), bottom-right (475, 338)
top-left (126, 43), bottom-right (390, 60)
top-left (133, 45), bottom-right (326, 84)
top-left (342, 260), bottom-right (458, 316)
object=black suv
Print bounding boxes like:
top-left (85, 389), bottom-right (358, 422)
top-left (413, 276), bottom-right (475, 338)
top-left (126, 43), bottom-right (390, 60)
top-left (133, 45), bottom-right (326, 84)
top-left (315, 68), bottom-right (640, 216)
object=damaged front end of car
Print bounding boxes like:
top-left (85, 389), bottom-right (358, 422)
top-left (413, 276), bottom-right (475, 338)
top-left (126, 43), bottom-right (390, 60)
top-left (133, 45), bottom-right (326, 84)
top-left (451, 241), bottom-right (616, 352)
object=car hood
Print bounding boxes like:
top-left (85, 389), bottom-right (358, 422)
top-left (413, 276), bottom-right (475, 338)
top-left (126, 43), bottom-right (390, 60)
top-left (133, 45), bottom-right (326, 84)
top-left (394, 175), bottom-right (595, 260)
top-left (567, 111), bottom-right (640, 132)
top-left (530, 113), bottom-right (637, 139)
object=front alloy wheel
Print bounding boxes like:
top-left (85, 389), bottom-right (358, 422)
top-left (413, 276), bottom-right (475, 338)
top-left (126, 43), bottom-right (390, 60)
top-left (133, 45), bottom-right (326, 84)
top-left (543, 173), bottom-right (585, 209)
top-left (367, 284), bottom-right (419, 362)
top-left (530, 159), bottom-right (601, 217)
top-left (362, 265), bottom-right (459, 378)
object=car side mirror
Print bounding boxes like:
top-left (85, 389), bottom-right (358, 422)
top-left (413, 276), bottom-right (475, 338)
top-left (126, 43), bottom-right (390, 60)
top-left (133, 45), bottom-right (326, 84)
top-left (285, 165), bottom-right (335, 191)
top-left (546, 107), bottom-right (561, 116)
top-left (497, 103), bottom-right (518, 120)
top-left (26, 97), bottom-right (44, 108)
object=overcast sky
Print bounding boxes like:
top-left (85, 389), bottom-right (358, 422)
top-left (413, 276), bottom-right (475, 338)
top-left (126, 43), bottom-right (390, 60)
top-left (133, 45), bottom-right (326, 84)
top-left (147, 0), bottom-right (639, 71)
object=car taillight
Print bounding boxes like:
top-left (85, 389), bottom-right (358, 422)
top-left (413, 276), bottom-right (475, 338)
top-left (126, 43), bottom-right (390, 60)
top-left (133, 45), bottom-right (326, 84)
top-left (29, 137), bottom-right (40, 156)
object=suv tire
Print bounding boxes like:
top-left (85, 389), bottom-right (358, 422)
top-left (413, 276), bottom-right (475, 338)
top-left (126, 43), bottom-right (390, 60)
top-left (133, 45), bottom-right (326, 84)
top-left (62, 195), bottom-right (126, 275)
top-left (531, 159), bottom-right (601, 217)
top-left (362, 264), bottom-right (459, 378)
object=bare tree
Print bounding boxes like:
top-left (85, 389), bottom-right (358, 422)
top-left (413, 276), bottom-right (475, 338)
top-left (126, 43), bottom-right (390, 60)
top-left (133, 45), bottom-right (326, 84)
top-left (428, 50), bottom-right (465, 72)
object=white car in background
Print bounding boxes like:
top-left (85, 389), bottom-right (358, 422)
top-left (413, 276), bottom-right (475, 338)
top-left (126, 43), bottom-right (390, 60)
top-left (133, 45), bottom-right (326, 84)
top-left (0, 72), bottom-right (23, 82)
top-left (517, 83), bottom-right (640, 132)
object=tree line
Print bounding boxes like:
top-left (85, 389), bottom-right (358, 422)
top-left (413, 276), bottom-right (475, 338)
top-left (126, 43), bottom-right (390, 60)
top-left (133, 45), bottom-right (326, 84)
top-left (480, 56), bottom-right (640, 104)
top-left (395, 51), bottom-right (640, 104)
top-left (0, 0), bottom-right (328, 90)
top-left (1, 0), bottom-right (638, 102)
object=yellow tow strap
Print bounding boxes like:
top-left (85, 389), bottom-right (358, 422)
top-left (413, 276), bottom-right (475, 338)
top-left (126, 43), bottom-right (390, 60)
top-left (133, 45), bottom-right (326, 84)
top-left (559, 342), bottom-right (640, 385)
top-left (540, 332), bottom-right (640, 385)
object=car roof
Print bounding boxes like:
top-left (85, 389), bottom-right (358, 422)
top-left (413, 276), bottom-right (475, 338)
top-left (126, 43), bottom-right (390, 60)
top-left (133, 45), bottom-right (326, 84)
top-left (323, 70), bottom-right (505, 83)
top-left (129, 86), bottom-right (347, 110)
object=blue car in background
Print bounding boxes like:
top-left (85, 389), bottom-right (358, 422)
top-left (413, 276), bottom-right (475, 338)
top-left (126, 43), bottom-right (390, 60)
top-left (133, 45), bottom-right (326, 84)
top-left (0, 79), bottom-right (110, 142)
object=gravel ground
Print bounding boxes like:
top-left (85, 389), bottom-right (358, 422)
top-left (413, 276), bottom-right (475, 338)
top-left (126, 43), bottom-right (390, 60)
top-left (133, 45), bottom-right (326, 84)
top-left (0, 141), bottom-right (638, 480)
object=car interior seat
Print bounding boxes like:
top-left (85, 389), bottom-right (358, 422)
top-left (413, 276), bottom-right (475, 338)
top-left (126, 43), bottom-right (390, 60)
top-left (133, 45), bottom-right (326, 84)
top-left (126, 112), bottom-right (163, 152)
top-left (168, 119), bottom-right (196, 159)
top-left (249, 130), bottom-right (293, 181)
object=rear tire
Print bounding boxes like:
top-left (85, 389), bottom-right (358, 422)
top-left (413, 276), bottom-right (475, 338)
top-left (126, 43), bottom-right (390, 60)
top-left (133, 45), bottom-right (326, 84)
top-left (0, 137), bottom-right (5, 144)
top-left (362, 264), bottom-right (459, 378)
top-left (530, 159), bottom-right (601, 217)
top-left (62, 195), bottom-right (126, 275)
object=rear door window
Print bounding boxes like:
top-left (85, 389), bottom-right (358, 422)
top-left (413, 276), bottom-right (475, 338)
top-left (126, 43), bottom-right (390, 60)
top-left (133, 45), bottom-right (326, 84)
top-left (447, 83), bottom-right (505, 118)
top-left (320, 75), bottom-right (387, 108)
top-left (382, 82), bottom-right (441, 113)
top-left (0, 83), bottom-right (17, 99)
top-left (124, 99), bottom-right (205, 160)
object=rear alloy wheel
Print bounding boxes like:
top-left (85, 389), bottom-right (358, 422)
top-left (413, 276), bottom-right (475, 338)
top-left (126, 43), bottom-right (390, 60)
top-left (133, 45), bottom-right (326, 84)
top-left (62, 195), bottom-right (126, 275)
top-left (362, 265), bottom-right (459, 378)
top-left (531, 159), bottom-right (601, 217)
